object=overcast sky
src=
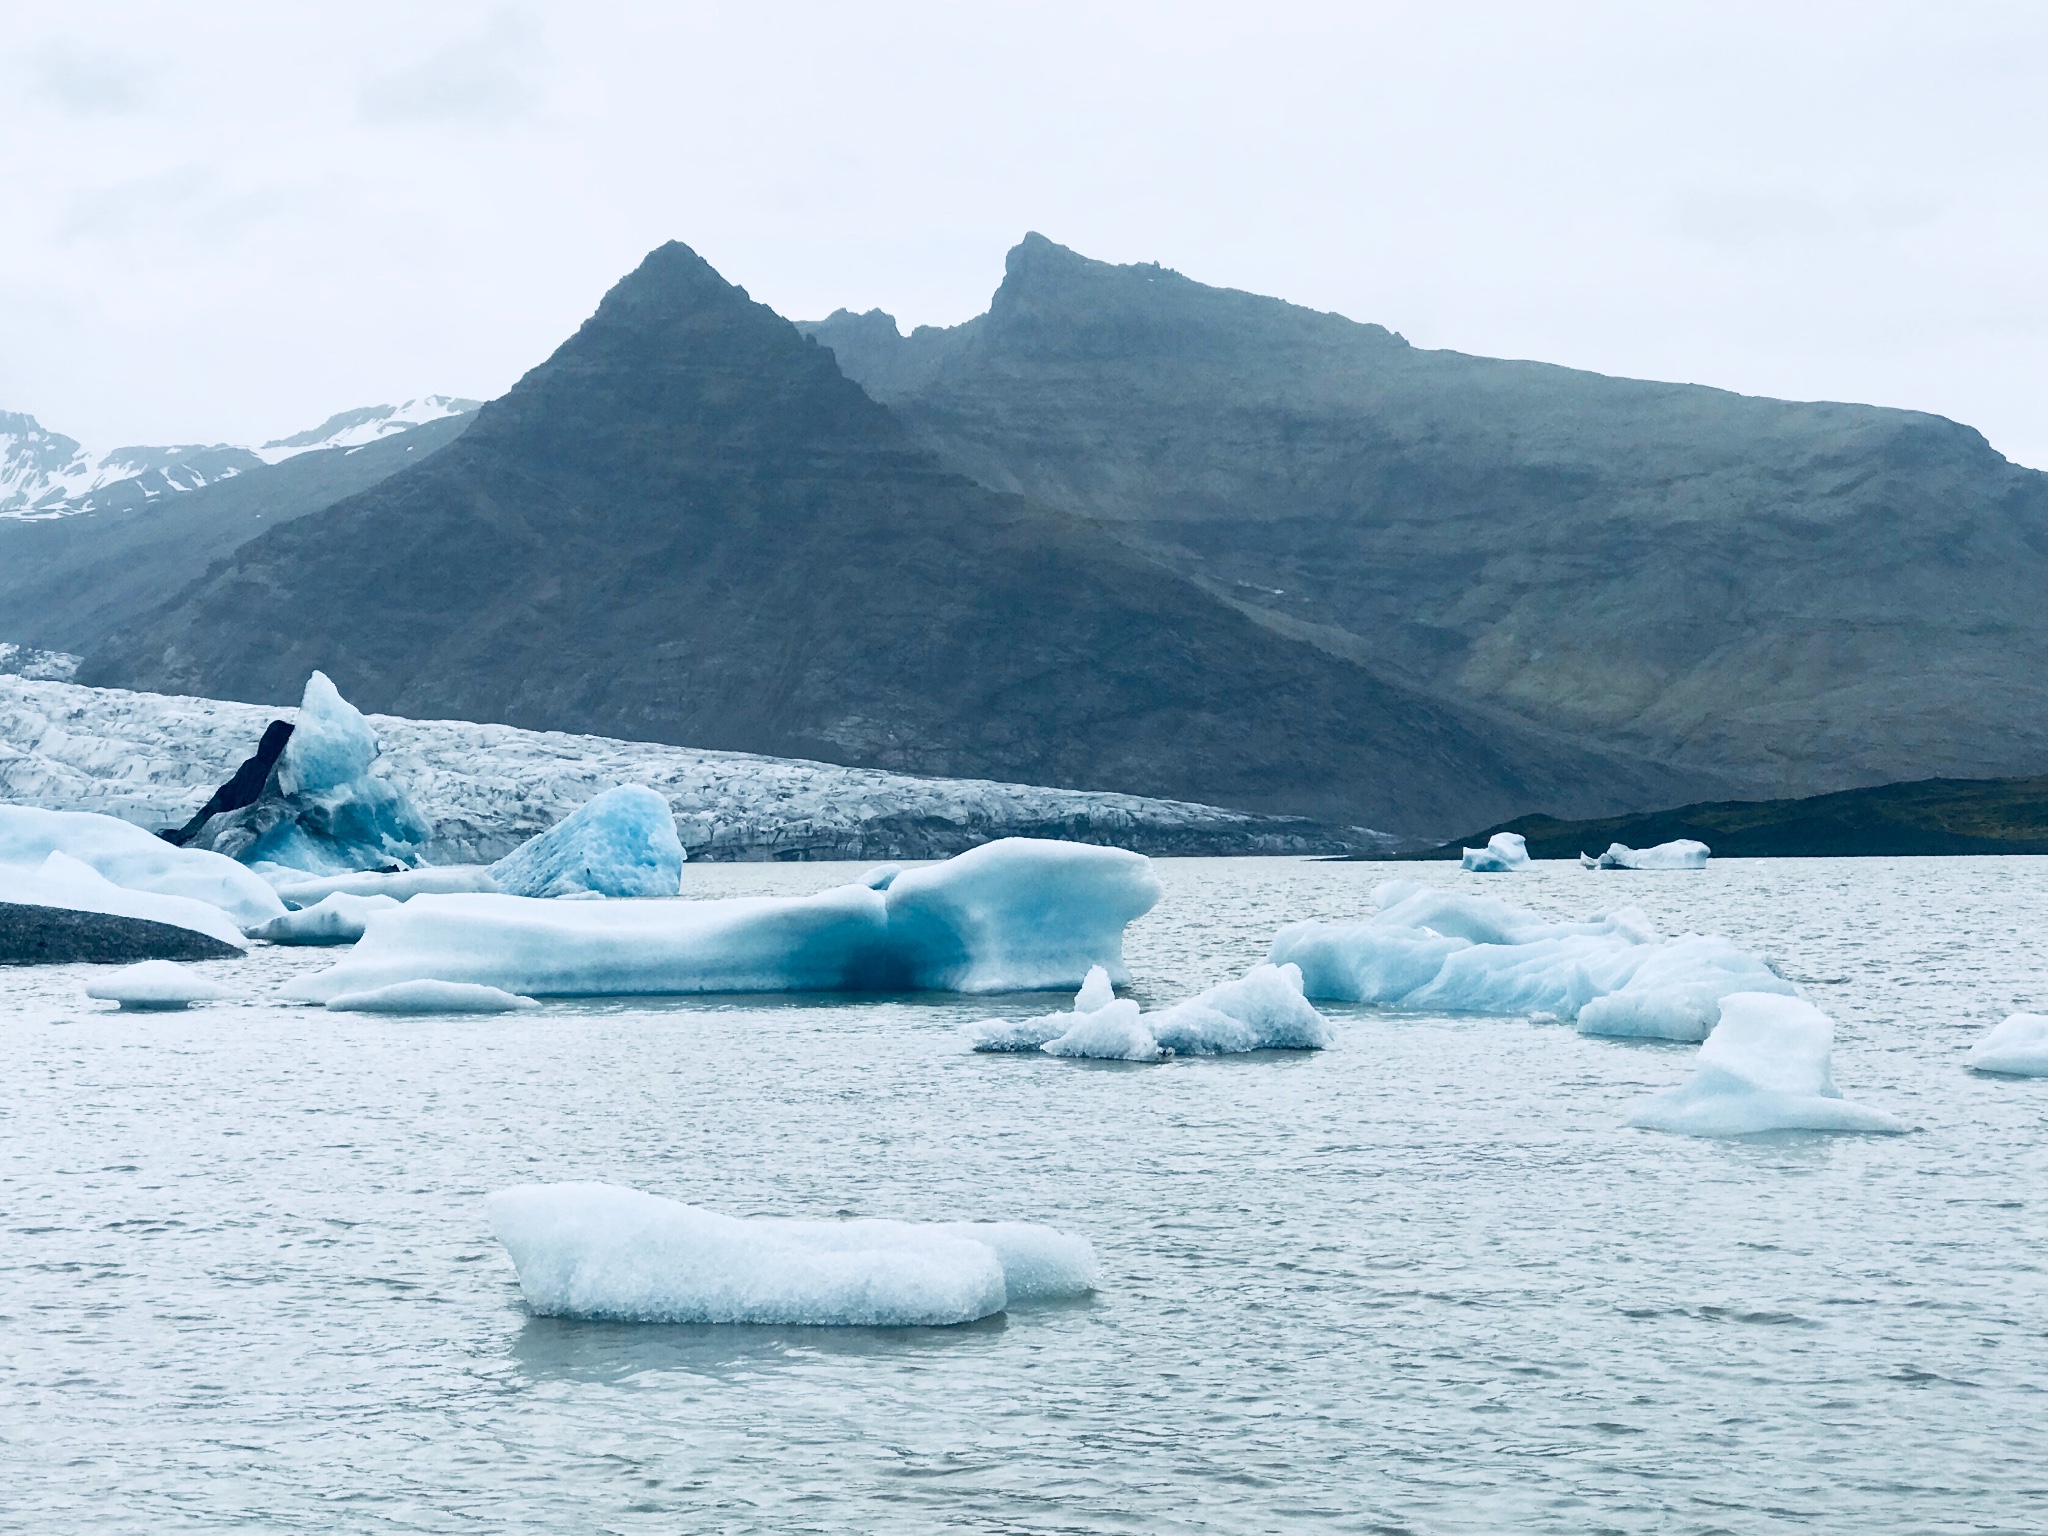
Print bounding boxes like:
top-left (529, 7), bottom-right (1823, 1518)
top-left (4, 1), bottom-right (2044, 467)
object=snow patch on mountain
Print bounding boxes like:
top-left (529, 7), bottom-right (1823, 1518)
top-left (252, 397), bottom-right (481, 464)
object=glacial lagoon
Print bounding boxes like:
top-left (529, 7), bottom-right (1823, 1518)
top-left (6, 856), bottom-right (2045, 1533)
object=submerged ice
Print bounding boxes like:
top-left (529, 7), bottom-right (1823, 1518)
top-left (487, 784), bottom-right (684, 899)
top-left (487, 1182), bottom-right (1097, 1326)
top-left (326, 980), bottom-right (538, 1014)
top-left (972, 962), bottom-right (1331, 1061)
top-left (1268, 879), bottom-right (1788, 1041)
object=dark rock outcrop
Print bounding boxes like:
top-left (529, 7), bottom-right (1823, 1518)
top-left (0, 903), bottom-right (244, 964)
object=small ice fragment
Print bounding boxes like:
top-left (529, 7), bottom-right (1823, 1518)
top-left (250, 892), bottom-right (401, 945)
top-left (1966, 1012), bottom-right (2048, 1076)
top-left (84, 959), bottom-right (234, 1010)
top-left (973, 960), bottom-right (1329, 1061)
top-left (325, 979), bottom-right (539, 1014)
top-left (1589, 839), bottom-right (1710, 870)
top-left (860, 863), bottom-right (902, 890)
top-left (1073, 964), bottom-right (1116, 1012)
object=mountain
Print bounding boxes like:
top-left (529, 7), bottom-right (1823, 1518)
top-left (801, 235), bottom-right (2048, 799)
top-left (82, 242), bottom-right (1716, 836)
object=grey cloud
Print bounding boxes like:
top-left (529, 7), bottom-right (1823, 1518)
top-left (358, 7), bottom-right (546, 126)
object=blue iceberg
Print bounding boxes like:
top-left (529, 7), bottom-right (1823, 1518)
top-left (487, 785), bottom-right (683, 899)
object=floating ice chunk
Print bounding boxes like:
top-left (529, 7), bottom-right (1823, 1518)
top-left (1269, 879), bottom-right (1785, 1041)
top-left (974, 961), bottom-right (1330, 1061)
top-left (251, 892), bottom-right (401, 945)
top-left (3, 850), bottom-right (248, 950)
top-left (1966, 1013), bottom-right (2048, 1076)
top-left (83, 959), bottom-right (235, 1009)
top-left (282, 838), bottom-right (1156, 1002)
top-left (487, 785), bottom-right (684, 899)
top-left (1073, 963), bottom-right (1116, 1013)
top-left (1587, 839), bottom-right (1711, 870)
top-left (1043, 999), bottom-right (1162, 1061)
top-left (0, 804), bottom-right (284, 929)
top-left (325, 979), bottom-right (539, 1014)
top-left (1627, 993), bottom-right (1906, 1136)
top-left (486, 1182), bottom-right (1095, 1326)
top-left (271, 866), bottom-right (498, 907)
top-left (1461, 832), bottom-right (1530, 872)
top-left (277, 671), bottom-right (379, 796)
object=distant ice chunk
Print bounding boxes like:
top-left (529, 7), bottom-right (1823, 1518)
top-left (487, 785), bottom-right (684, 899)
top-left (973, 961), bottom-right (1331, 1061)
top-left (3, 850), bottom-right (249, 950)
top-left (1586, 839), bottom-right (1711, 870)
top-left (325, 979), bottom-right (539, 1014)
top-left (487, 1182), bottom-right (1096, 1325)
top-left (251, 892), bottom-right (401, 945)
top-left (83, 959), bottom-right (235, 1010)
top-left (1461, 832), bottom-right (1531, 872)
top-left (283, 838), bottom-right (1157, 1002)
top-left (0, 804), bottom-right (284, 929)
top-left (1627, 993), bottom-right (1906, 1136)
top-left (271, 866), bottom-right (497, 907)
top-left (1966, 1013), bottom-right (2048, 1076)
top-left (1269, 879), bottom-right (1786, 1041)
top-left (859, 863), bottom-right (902, 890)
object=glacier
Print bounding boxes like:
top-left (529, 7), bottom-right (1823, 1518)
top-left (282, 838), bottom-right (1158, 1002)
top-left (1460, 832), bottom-right (1530, 872)
top-left (972, 962), bottom-right (1332, 1061)
top-left (0, 676), bottom-right (1374, 863)
top-left (1583, 839), bottom-right (1712, 870)
top-left (83, 960), bottom-right (235, 1010)
top-left (487, 784), bottom-right (684, 898)
top-left (487, 1182), bottom-right (1097, 1326)
top-left (0, 804), bottom-right (283, 929)
top-left (2, 850), bottom-right (248, 951)
top-left (1966, 1013), bottom-right (2048, 1076)
top-left (1267, 879), bottom-right (1789, 1041)
top-left (326, 980), bottom-right (539, 1014)
top-left (1626, 993), bottom-right (1906, 1136)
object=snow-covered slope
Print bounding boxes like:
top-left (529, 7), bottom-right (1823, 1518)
top-left (0, 678), bottom-right (1375, 861)
top-left (0, 398), bottom-right (478, 521)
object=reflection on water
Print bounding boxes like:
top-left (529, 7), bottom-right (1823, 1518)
top-left (508, 1311), bottom-right (1015, 1384)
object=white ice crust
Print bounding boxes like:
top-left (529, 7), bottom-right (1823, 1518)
top-left (1626, 992), bottom-right (1906, 1136)
top-left (487, 1182), bottom-right (1097, 1326)
top-left (0, 804), bottom-right (283, 929)
top-left (268, 866), bottom-right (498, 906)
top-left (1, 850), bottom-right (249, 948)
top-left (1268, 879), bottom-right (1788, 1041)
top-left (1966, 1013), bottom-right (2048, 1076)
top-left (281, 838), bottom-right (1159, 1002)
top-left (1584, 839), bottom-right (1711, 870)
top-left (83, 959), bottom-right (235, 1009)
top-left (487, 784), bottom-right (684, 899)
top-left (325, 979), bottom-right (539, 1014)
top-left (971, 961), bottom-right (1331, 1061)
top-left (1461, 832), bottom-right (1530, 872)
top-left (251, 891), bottom-right (401, 945)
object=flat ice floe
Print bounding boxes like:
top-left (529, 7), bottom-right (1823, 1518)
top-left (1966, 1013), bottom-right (2048, 1076)
top-left (0, 804), bottom-right (284, 929)
top-left (1268, 879), bottom-right (1788, 1041)
top-left (487, 784), bottom-right (684, 898)
top-left (1582, 839), bottom-right (1711, 870)
top-left (282, 838), bottom-right (1159, 1001)
top-left (267, 866), bottom-right (498, 906)
top-left (1627, 993), bottom-right (1906, 1136)
top-left (83, 959), bottom-right (235, 1009)
top-left (325, 980), bottom-right (538, 1014)
top-left (971, 962), bottom-right (1331, 1061)
top-left (1461, 832), bottom-right (1530, 872)
top-left (250, 891), bottom-right (401, 945)
top-left (3, 850), bottom-right (249, 950)
top-left (487, 1183), bottom-right (1097, 1325)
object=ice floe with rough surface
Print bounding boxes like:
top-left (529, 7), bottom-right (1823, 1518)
top-left (84, 959), bottom-right (235, 1009)
top-left (282, 838), bottom-right (1158, 1002)
top-left (1268, 879), bottom-right (1788, 1041)
top-left (1582, 839), bottom-right (1711, 870)
top-left (1461, 832), bottom-right (1530, 872)
top-left (1626, 993), bottom-right (1906, 1136)
top-left (487, 1182), bottom-right (1097, 1325)
top-left (1966, 1013), bottom-right (2048, 1076)
top-left (268, 865), bottom-right (497, 907)
top-left (971, 962), bottom-right (1331, 1061)
top-left (488, 784), bottom-right (684, 898)
top-left (0, 804), bottom-right (283, 929)
top-left (3, 850), bottom-right (249, 949)
top-left (326, 979), bottom-right (538, 1014)
top-left (251, 892), bottom-right (401, 945)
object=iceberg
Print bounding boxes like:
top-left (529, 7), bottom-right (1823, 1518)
top-left (250, 892), bottom-right (401, 945)
top-left (0, 804), bottom-right (283, 929)
top-left (1461, 832), bottom-right (1531, 872)
top-left (1626, 993), bottom-right (1907, 1136)
top-left (1268, 879), bottom-right (1789, 1041)
top-left (1583, 839), bottom-right (1711, 870)
top-left (487, 1182), bottom-right (1097, 1326)
top-left (971, 961), bottom-right (1331, 1061)
top-left (487, 785), bottom-right (684, 899)
top-left (183, 672), bottom-right (431, 874)
top-left (326, 979), bottom-right (539, 1014)
top-left (84, 959), bottom-right (235, 1010)
top-left (282, 838), bottom-right (1158, 1002)
top-left (2, 850), bottom-right (248, 951)
top-left (1966, 1013), bottom-right (2048, 1076)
